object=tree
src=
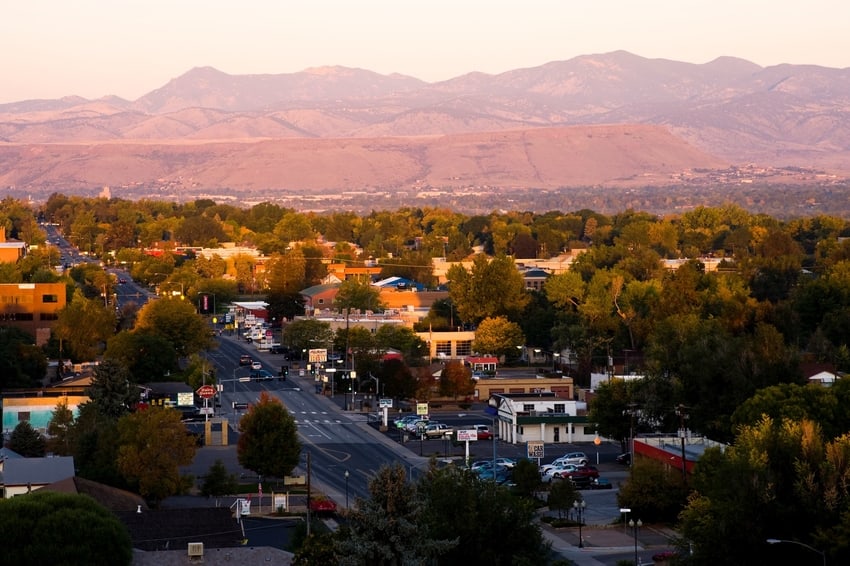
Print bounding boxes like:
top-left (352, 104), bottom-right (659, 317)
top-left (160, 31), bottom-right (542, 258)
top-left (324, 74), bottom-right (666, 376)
top-left (201, 459), bottom-right (239, 504)
top-left (237, 392), bottom-right (301, 478)
top-left (587, 379), bottom-right (634, 452)
top-left (336, 463), bottom-right (456, 565)
top-left (283, 318), bottom-right (334, 357)
top-left (53, 290), bottom-right (116, 361)
top-left (616, 458), bottom-right (687, 523)
top-left (0, 490), bottom-right (132, 566)
top-left (104, 330), bottom-right (178, 382)
top-left (0, 326), bottom-right (46, 389)
top-left (416, 465), bottom-right (549, 565)
top-left (548, 479), bottom-right (579, 519)
top-left (471, 316), bottom-right (525, 358)
top-left (9, 420), bottom-right (46, 457)
top-left (85, 359), bottom-right (136, 419)
top-left (134, 296), bottom-right (213, 358)
top-left (116, 406), bottom-right (197, 506)
top-left (447, 254), bottom-right (530, 325)
top-left (511, 458), bottom-right (542, 497)
top-left (334, 276), bottom-right (385, 314)
top-left (438, 360), bottom-right (474, 400)
top-left (46, 398), bottom-right (75, 456)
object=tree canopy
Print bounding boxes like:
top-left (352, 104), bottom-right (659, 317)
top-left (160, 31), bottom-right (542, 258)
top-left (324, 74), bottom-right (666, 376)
top-left (237, 392), bottom-right (301, 478)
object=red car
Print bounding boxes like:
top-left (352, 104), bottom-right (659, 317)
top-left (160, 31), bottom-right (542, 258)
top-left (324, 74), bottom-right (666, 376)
top-left (474, 424), bottom-right (493, 440)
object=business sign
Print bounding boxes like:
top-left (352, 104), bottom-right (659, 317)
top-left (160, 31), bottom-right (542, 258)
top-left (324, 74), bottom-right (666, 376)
top-left (196, 385), bottom-right (216, 399)
top-left (457, 429), bottom-right (478, 442)
top-left (527, 441), bottom-right (545, 459)
top-left (308, 348), bottom-right (328, 363)
top-left (379, 398), bottom-right (393, 408)
top-left (177, 392), bottom-right (195, 406)
top-left (416, 402), bottom-right (429, 416)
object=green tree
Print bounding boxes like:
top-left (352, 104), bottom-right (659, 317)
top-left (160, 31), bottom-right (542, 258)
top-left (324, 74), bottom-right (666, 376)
top-left (587, 379), bottom-right (635, 452)
top-left (0, 491), bottom-right (132, 566)
top-left (134, 296), bottom-right (213, 357)
top-left (283, 318), bottom-right (334, 358)
top-left (237, 392), bottom-right (301, 478)
top-left (334, 276), bottom-right (385, 314)
top-left (471, 316), bottom-right (525, 358)
top-left (336, 463), bottom-right (456, 566)
top-left (9, 420), bottom-right (46, 457)
top-left (85, 359), bottom-right (136, 419)
top-left (416, 465), bottom-right (550, 565)
top-left (201, 459), bottom-right (239, 503)
top-left (0, 326), bottom-right (46, 389)
top-left (616, 458), bottom-right (687, 523)
top-left (53, 290), bottom-right (116, 361)
top-left (511, 458), bottom-right (542, 497)
top-left (46, 398), bottom-right (75, 456)
top-left (448, 254), bottom-right (530, 325)
top-left (104, 330), bottom-right (178, 382)
top-left (547, 479), bottom-right (580, 519)
top-left (116, 406), bottom-right (197, 506)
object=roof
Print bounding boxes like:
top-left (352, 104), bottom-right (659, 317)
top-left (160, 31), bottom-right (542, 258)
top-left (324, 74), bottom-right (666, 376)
top-left (132, 546), bottom-right (293, 566)
top-left (141, 381), bottom-right (194, 394)
top-left (466, 356), bottom-right (499, 364)
top-left (2, 455), bottom-right (75, 486)
top-left (232, 301), bottom-right (268, 310)
top-left (41, 476), bottom-right (149, 514)
top-left (117, 507), bottom-right (244, 552)
top-left (300, 283), bottom-right (339, 297)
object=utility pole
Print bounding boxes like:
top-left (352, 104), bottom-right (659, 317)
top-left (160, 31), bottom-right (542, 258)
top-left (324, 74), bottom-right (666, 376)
top-left (677, 404), bottom-right (688, 484)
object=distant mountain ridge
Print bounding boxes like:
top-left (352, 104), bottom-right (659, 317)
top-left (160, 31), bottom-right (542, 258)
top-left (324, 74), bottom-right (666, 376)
top-left (1, 51), bottom-right (849, 198)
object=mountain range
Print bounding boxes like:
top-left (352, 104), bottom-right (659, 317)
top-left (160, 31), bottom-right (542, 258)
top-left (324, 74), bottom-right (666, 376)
top-left (1, 50), bottom-right (849, 202)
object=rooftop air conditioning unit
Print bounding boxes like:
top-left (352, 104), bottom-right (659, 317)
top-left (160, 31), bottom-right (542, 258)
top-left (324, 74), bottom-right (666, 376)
top-left (187, 542), bottom-right (204, 558)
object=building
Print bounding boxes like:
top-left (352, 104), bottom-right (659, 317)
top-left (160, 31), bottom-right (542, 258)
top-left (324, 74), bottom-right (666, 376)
top-left (2, 388), bottom-right (88, 435)
top-left (0, 226), bottom-right (27, 263)
top-left (0, 282), bottom-right (66, 345)
top-left (417, 329), bottom-right (475, 360)
top-left (633, 435), bottom-right (726, 478)
top-left (488, 391), bottom-right (592, 445)
top-left (1, 455), bottom-right (75, 498)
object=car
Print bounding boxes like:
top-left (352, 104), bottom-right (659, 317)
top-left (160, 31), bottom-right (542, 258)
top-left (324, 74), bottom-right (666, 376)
top-left (561, 451), bottom-right (589, 466)
top-left (473, 424), bottom-right (492, 440)
top-left (118, 278), bottom-right (127, 284)
top-left (569, 465), bottom-right (600, 480)
top-left (590, 477), bottom-right (613, 490)
top-left (616, 452), bottom-right (632, 465)
top-left (405, 418), bottom-right (430, 434)
top-left (493, 457), bottom-right (516, 469)
top-left (422, 423), bottom-right (454, 439)
top-left (239, 355), bottom-right (253, 366)
top-left (251, 361), bottom-right (262, 370)
top-left (394, 415), bottom-right (419, 429)
top-left (541, 463), bottom-right (580, 483)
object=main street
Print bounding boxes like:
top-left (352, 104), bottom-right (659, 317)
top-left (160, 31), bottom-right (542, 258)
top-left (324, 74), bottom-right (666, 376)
top-left (199, 334), bottom-right (430, 507)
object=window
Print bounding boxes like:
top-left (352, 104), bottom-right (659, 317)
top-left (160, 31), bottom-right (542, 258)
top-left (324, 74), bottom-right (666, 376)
top-left (554, 404), bottom-right (565, 414)
top-left (42, 294), bottom-right (59, 303)
top-left (523, 404), bottom-right (535, 412)
top-left (18, 411), bottom-right (31, 422)
top-left (455, 340), bottom-right (472, 357)
top-left (317, 298), bottom-right (325, 305)
top-left (435, 341), bottom-right (451, 357)
top-left (40, 312), bottom-right (59, 321)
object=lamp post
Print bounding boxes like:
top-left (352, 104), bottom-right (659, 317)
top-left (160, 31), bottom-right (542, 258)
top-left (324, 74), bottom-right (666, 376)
top-left (344, 470), bottom-right (350, 509)
top-left (553, 352), bottom-right (560, 373)
top-left (573, 499), bottom-right (586, 548)
top-left (766, 538), bottom-right (826, 566)
top-left (629, 518), bottom-right (642, 566)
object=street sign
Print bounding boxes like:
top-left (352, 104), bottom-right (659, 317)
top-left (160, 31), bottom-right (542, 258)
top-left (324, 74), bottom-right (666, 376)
top-left (308, 348), bottom-right (328, 363)
top-left (457, 429), bottom-right (478, 442)
top-left (527, 441), bottom-right (545, 459)
top-left (416, 402), bottom-right (428, 416)
top-left (196, 385), bottom-right (216, 399)
top-left (379, 398), bottom-right (393, 408)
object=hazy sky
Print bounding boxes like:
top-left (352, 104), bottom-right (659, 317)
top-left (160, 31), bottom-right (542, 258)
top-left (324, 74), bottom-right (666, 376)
top-left (2, 0), bottom-right (848, 103)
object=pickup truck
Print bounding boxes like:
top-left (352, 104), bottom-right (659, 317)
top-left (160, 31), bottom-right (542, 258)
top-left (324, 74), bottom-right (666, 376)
top-left (422, 423), bottom-right (454, 439)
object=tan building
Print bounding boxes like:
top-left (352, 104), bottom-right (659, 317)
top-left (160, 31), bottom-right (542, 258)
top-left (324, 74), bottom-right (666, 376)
top-left (0, 282), bottom-right (66, 344)
top-left (0, 226), bottom-right (27, 263)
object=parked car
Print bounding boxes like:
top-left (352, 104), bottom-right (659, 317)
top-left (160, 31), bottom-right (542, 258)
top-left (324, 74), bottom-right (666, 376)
top-left (569, 465), bottom-right (600, 480)
top-left (561, 451), bottom-right (589, 465)
top-left (541, 463), bottom-right (580, 483)
top-left (394, 415), bottom-right (419, 429)
top-left (590, 477), bottom-right (613, 490)
top-left (473, 424), bottom-right (492, 440)
top-left (405, 418), bottom-right (430, 434)
top-left (493, 457), bottom-right (516, 469)
top-left (422, 423), bottom-right (454, 439)
top-left (616, 452), bottom-right (632, 465)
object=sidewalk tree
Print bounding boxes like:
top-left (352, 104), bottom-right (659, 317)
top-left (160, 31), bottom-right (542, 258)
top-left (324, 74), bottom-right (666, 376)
top-left (237, 392), bottom-right (301, 478)
top-left (117, 406), bottom-right (197, 507)
top-left (0, 491), bottom-right (132, 566)
top-left (547, 479), bottom-right (579, 520)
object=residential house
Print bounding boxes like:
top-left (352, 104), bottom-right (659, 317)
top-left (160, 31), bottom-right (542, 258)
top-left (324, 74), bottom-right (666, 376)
top-left (1, 455), bottom-right (75, 498)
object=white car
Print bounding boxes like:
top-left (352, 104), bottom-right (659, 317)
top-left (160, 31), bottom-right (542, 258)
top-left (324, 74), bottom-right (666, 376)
top-left (541, 463), bottom-right (580, 483)
top-left (251, 361), bottom-right (262, 370)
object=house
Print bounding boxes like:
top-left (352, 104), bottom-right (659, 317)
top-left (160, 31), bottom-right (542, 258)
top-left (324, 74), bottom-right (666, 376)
top-left (489, 392), bottom-right (593, 445)
top-left (300, 283), bottom-right (339, 316)
top-left (1, 455), bottom-right (75, 498)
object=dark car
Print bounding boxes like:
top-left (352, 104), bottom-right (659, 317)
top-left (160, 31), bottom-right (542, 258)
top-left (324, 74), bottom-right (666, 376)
top-left (239, 355), bottom-right (253, 366)
top-left (616, 452), bottom-right (632, 465)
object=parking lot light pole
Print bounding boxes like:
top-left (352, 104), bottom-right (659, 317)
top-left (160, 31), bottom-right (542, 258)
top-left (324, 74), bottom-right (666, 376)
top-left (629, 518), bottom-right (642, 565)
top-left (344, 470), bottom-right (350, 510)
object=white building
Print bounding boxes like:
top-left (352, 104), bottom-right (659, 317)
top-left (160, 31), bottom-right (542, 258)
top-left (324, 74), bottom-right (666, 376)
top-left (489, 392), bottom-right (595, 445)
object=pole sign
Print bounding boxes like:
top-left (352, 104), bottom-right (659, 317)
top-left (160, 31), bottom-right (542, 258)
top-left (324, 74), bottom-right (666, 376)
top-left (527, 441), bottom-right (545, 459)
top-left (416, 402), bottom-right (429, 416)
top-left (457, 429), bottom-right (478, 442)
top-left (308, 349), bottom-right (328, 363)
top-left (196, 385), bottom-right (216, 399)
top-left (379, 398), bottom-right (393, 408)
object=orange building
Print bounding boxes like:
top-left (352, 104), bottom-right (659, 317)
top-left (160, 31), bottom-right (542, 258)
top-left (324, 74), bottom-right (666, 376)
top-left (0, 226), bottom-right (27, 263)
top-left (0, 282), bottom-right (66, 345)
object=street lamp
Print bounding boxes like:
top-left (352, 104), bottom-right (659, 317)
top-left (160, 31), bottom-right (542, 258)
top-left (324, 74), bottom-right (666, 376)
top-left (344, 470), bottom-right (350, 509)
top-left (573, 499), bottom-right (586, 548)
top-left (553, 352), bottom-right (560, 372)
top-left (629, 518), bottom-right (643, 566)
top-left (766, 538), bottom-right (826, 566)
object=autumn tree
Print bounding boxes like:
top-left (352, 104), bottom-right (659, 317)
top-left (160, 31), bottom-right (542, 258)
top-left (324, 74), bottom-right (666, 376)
top-left (237, 392), bottom-right (301, 478)
top-left (53, 290), bottom-right (116, 361)
top-left (9, 420), bottom-right (46, 457)
top-left (471, 316), bottom-right (525, 358)
top-left (334, 276), bottom-right (385, 314)
top-left (438, 360), bottom-right (474, 400)
top-left (117, 406), bottom-right (197, 506)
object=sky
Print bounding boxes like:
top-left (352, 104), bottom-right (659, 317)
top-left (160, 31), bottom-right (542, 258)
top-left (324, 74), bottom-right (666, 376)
top-left (2, 0), bottom-right (848, 104)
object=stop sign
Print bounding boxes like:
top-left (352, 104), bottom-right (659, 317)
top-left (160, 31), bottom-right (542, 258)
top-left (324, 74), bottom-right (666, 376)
top-left (196, 384), bottom-right (216, 399)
